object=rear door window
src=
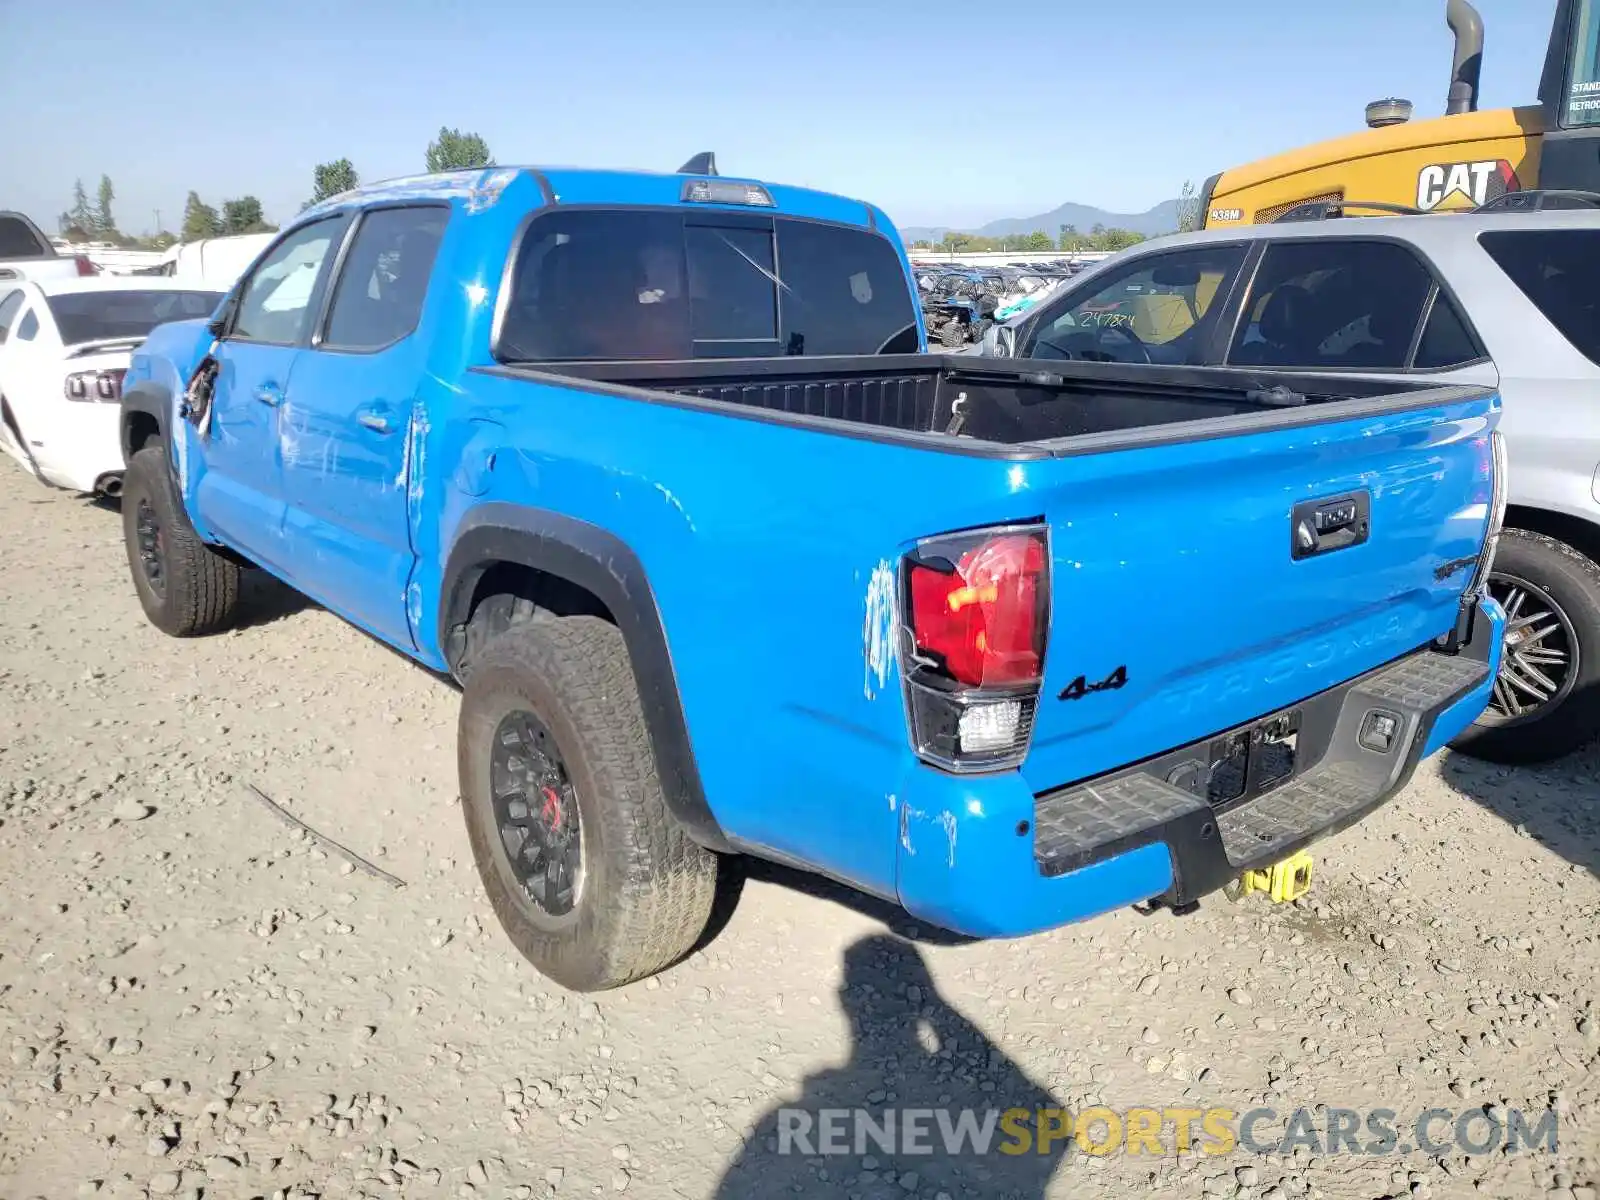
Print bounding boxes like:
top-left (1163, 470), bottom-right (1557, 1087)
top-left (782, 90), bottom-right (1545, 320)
top-left (496, 209), bottom-right (917, 361)
top-left (1479, 229), bottom-right (1600, 366)
top-left (321, 206), bottom-right (449, 351)
top-left (1227, 239), bottom-right (1455, 370)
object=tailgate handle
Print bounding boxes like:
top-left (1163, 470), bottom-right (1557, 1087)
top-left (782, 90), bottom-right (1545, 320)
top-left (1291, 491), bottom-right (1370, 560)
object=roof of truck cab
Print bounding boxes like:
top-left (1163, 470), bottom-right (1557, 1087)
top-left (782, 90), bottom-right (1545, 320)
top-left (297, 166), bottom-right (889, 231)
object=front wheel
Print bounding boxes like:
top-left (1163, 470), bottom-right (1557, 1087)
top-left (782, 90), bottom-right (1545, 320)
top-left (1450, 529), bottom-right (1600, 764)
top-left (121, 446), bottom-right (242, 637)
top-left (458, 615), bottom-right (717, 990)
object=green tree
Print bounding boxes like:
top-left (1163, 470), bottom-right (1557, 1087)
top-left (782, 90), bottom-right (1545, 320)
top-left (221, 196), bottom-right (276, 235)
top-left (68, 179), bottom-right (95, 236)
top-left (940, 231), bottom-right (973, 253)
top-left (306, 158), bottom-right (360, 209)
top-left (1177, 179), bottom-right (1202, 233)
top-left (1090, 228), bottom-right (1146, 252)
top-left (1024, 230), bottom-right (1054, 251)
top-left (1058, 224), bottom-right (1090, 252)
top-left (425, 127), bottom-right (493, 172)
top-left (95, 175), bottom-right (116, 238)
top-left (181, 191), bottom-right (223, 241)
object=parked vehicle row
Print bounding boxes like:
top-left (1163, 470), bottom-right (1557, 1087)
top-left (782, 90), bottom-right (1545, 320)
top-left (912, 264), bottom-right (1077, 347)
top-left (978, 197), bottom-right (1600, 764)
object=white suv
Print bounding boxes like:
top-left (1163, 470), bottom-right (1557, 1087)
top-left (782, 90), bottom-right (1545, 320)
top-left (982, 202), bottom-right (1600, 764)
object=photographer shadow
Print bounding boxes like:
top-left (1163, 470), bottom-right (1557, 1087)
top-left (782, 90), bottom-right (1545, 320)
top-left (715, 933), bottom-right (1068, 1199)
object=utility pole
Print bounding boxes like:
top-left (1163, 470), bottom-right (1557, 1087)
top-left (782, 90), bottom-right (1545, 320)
top-left (154, 209), bottom-right (162, 234)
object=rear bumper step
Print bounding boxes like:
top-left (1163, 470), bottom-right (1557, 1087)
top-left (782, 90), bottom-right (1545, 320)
top-left (1032, 601), bottom-right (1498, 907)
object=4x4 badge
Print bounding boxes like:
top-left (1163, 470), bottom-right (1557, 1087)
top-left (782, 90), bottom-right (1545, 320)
top-left (1059, 664), bottom-right (1128, 702)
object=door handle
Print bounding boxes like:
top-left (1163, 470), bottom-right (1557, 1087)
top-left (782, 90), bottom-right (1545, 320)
top-left (253, 383), bottom-right (283, 407)
top-left (357, 409), bottom-right (394, 434)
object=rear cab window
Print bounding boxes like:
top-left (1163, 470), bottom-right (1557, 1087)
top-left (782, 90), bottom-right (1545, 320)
top-left (0, 215), bottom-right (52, 260)
top-left (495, 210), bottom-right (919, 361)
top-left (1228, 239), bottom-right (1484, 371)
top-left (1478, 229), bottom-right (1600, 366)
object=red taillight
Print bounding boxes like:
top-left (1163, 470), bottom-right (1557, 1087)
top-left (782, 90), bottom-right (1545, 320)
top-left (73, 254), bottom-right (97, 276)
top-left (908, 532), bottom-right (1047, 687)
top-left (899, 524), bottom-right (1050, 772)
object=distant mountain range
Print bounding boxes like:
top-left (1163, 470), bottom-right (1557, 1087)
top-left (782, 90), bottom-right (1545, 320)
top-left (900, 199), bottom-right (1182, 243)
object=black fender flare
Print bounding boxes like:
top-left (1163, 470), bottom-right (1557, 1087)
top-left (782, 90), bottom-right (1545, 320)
top-left (120, 381), bottom-right (173, 462)
top-left (440, 503), bottom-right (729, 852)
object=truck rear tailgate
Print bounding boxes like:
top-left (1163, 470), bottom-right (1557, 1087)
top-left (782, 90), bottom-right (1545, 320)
top-left (1018, 389), bottom-right (1498, 794)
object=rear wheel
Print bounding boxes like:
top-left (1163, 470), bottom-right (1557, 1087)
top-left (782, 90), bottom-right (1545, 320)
top-left (458, 615), bottom-right (717, 990)
top-left (1450, 529), bottom-right (1600, 764)
top-left (121, 446), bottom-right (242, 637)
top-left (939, 320), bottom-right (965, 349)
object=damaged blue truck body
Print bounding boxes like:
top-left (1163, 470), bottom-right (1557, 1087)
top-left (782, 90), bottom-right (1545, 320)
top-left (119, 163), bottom-right (1506, 989)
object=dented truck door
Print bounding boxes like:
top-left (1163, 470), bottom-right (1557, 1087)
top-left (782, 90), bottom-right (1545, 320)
top-left (274, 206), bottom-right (449, 650)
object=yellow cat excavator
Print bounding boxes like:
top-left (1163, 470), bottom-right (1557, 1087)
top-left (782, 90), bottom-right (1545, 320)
top-left (1200, 0), bottom-right (1600, 226)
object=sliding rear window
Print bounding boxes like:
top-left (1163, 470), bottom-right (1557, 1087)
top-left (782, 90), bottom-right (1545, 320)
top-left (495, 209), bottom-right (919, 361)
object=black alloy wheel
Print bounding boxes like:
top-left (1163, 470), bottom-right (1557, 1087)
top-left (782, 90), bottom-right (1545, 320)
top-left (489, 710), bottom-right (584, 919)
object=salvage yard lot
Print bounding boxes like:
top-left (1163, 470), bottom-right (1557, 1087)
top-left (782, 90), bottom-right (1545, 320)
top-left (1, 466), bottom-right (1598, 1200)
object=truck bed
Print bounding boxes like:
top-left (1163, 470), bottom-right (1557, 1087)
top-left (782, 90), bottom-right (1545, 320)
top-left (507, 354), bottom-right (1477, 452)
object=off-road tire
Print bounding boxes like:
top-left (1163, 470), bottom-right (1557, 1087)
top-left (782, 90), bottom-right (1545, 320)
top-left (458, 615), bottom-right (717, 990)
top-left (121, 445), bottom-right (242, 637)
top-left (939, 320), bottom-right (965, 349)
top-left (1450, 529), bottom-right (1600, 764)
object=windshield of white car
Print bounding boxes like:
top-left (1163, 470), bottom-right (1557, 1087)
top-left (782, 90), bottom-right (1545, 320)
top-left (46, 290), bottom-right (223, 346)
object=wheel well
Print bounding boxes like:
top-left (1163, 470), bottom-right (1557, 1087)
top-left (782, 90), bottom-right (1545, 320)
top-left (1505, 505), bottom-right (1600, 567)
top-left (124, 411), bottom-right (161, 459)
top-left (446, 560), bottom-right (615, 675)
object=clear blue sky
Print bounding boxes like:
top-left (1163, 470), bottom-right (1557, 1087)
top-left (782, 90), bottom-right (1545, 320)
top-left (0, 0), bottom-right (1558, 236)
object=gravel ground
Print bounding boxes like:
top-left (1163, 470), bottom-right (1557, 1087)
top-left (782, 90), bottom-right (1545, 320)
top-left (1, 463), bottom-right (1598, 1200)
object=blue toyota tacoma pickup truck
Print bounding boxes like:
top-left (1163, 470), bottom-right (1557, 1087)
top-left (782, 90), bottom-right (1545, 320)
top-left (118, 162), bottom-right (1507, 990)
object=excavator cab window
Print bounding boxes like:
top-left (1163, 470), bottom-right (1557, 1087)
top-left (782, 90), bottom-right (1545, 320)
top-left (1543, 0), bottom-right (1600, 128)
top-left (1563, 0), bottom-right (1600, 126)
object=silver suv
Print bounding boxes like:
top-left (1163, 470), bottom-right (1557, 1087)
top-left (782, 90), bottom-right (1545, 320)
top-left (981, 204), bottom-right (1600, 764)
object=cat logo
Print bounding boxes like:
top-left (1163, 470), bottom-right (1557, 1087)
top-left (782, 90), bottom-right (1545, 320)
top-left (1415, 159), bottom-right (1520, 211)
